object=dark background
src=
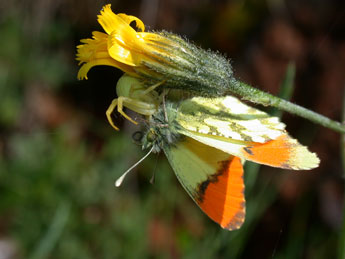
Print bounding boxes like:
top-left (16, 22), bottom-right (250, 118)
top-left (1, 0), bottom-right (345, 258)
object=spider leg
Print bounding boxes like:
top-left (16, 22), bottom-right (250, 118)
top-left (106, 94), bottom-right (158, 130)
top-left (123, 98), bottom-right (157, 115)
top-left (138, 80), bottom-right (165, 97)
top-left (117, 97), bottom-right (138, 125)
top-left (106, 98), bottom-right (120, 131)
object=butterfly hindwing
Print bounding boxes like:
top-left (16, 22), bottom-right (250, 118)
top-left (163, 136), bottom-right (246, 230)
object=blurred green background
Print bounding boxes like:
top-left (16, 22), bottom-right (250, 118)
top-left (1, 0), bottom-right (345, 258)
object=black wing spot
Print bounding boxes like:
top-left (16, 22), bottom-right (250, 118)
top-left (196, 159), bottom-right (231, 202)
top-left (243, 147), bottom-right (253, 155)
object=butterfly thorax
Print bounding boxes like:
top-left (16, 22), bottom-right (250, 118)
top-left (141, 102), bottom-right (182, 153)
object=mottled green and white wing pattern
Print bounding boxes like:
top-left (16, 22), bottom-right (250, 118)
top-left (177, 96), bottom-right (286, 143)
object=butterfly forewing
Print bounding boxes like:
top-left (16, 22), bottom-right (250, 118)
top-left (177, 96), bottom-right (286, 143)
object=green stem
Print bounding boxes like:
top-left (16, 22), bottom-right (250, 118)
top-left (339, 87), bottom-right (345, 259)
top-left (229, 81), bottom-right (345, 134)
top-left (341, 88), bottom-right (345, 175)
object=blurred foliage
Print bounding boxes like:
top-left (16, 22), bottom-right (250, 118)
top-left (0, 0), bottom-right (344, 258)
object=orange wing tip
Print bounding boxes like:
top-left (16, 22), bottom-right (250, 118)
top-left (197, 157), bottom-right (246, 230)
top-left (242, 134), bottom-right (320, 170)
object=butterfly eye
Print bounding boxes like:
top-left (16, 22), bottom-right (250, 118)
top-left (141, 129), bottom-right (157, 150)
top-left (146, 129), bottom-right (157, 143)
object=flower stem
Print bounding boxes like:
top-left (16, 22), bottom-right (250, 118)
top-left (228, 80), bottom-right (345, 134)
top-left (341, 87), bottom-right (345, 176)
top-left (338, 86), bottom-right (345, 259)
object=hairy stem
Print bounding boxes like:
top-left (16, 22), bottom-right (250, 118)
top-left (228, 81), bottom-right (345, 134)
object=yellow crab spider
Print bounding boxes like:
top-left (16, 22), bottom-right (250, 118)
top-left (106, 74), bottom-right (163, 130)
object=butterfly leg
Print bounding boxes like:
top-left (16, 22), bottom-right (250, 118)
top-left (106, 98), bottom-right (120, 131)
top-left (160, 89), bottom-right (170, 123)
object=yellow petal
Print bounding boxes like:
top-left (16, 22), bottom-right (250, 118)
top-left (117, 13), bottom-right (145, 32)
top-left (97, 4), bottom-right (137, 38)
top-left (76, 31), bottom-right (108, 62)
top-left (107, 31), bottom-right (144, 66)
top-left (77, 58), bottom-right (135, 80)
top-left (76, 30), bottom-right (137, 79)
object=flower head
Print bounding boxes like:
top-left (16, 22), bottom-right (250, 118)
top-left (76, 4), bottom-right (235, 96)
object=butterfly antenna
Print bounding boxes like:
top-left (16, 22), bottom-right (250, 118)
top-left (149, 152), bottom-right (160, 184)
top-left (115, 146), bottom-right (155, 187)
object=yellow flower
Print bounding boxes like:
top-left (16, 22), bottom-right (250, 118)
top-left (76, 4), bottom-right (235, 96)
top-left (77, 4), bottom-right (177, 80)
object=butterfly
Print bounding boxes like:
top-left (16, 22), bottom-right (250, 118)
top-left (108, 74), bottom-right (319, 230)
top-left (139, 96), bottom-right (319, 230)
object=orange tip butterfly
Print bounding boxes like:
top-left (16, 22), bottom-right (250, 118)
top-left (136, 96), bottom-right (320, 230)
